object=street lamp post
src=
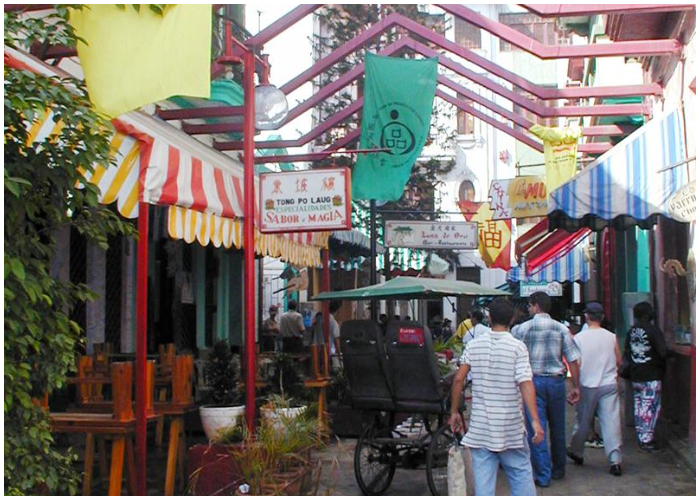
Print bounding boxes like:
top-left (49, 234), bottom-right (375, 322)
top-left (242, 46), bottom-right (289, 432)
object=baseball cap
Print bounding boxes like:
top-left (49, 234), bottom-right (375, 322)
top-left (584, 302), bottom-right (604, 314)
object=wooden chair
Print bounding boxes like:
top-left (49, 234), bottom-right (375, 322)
top-left (52, 361), bottom-right (157, 495)
top-left (153, 354), bottom-right (196, 495)
top-left (155, 344), bottom-right (176, 447)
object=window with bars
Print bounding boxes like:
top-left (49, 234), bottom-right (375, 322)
top-left (455, 18), bottom-right (481, 50)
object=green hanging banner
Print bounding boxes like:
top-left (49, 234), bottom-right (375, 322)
top-left (352, 53), bottom-right (438, 201)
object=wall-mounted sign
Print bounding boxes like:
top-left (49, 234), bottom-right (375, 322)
top-left (489, 176), bottom-right (548, 220)
top-left (385, 221), bottom-right (478, 249)
top-left (520, 281), bottom-right (563, 297)
top-left (258, 167), bottom-right (351, 233)
top-left (667, 180), bottom-right (696, 223)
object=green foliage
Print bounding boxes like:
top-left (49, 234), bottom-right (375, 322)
top-left (203, 340), bottom-right (242, 406)
top-left (4, 9), bottom-right (134, 495)
top-left (262, 353), bottom-right (313, 404)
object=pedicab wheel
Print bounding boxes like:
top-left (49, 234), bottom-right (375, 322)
top-left (354, 423), bottom-right (397, 495)
top-left (426, 423), bottom-right (454, 496)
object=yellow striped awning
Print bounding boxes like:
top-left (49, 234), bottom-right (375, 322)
top-left (26, 108), bottom-right (142, 219)
top-left (167, 206), bottom-right (329, 268)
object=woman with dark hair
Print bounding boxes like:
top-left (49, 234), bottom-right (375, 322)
top-left (624, 302), bottom-right (667, 452)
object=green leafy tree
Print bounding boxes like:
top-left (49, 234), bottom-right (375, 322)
top-left (4, 8), bottom-right (134, 494)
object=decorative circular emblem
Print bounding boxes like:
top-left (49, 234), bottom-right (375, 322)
top-left (379, 109), bottom-right (415, 157)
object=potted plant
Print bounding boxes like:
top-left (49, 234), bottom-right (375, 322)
top-left (260, 353), bottom-right (312, 431)
top-left (188, 398), bottom-right (325, 496)
top-left (230, 397), bottom-right (324, 495)
top-left (199, 340), bottom-right (245, 441)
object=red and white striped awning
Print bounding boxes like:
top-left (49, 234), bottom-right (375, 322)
top-left (9, 46), bottom-right (328, 266)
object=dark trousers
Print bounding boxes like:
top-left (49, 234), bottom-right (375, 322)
top-left (524, 375), bottom-right (567, 485)
top-left (283, 336), bottom-right (302, 353)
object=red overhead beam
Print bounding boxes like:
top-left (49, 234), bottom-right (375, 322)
top-left (438, 89), bottom-right (544, 151)
top-left (182, 121), bottom-right (243, 135)
top-left (215, 99), bottom-right (363, 149)
top-left (403, 37), bottom-right (649, 118)
top-left (277, 12), bottom-right (662, 102)
top-left (156, 106), bottom-right (243, 120)
top-left (437, 4), bottom-right (682, 59)
top-left (245, 4), bottom-right (323, 48)
top-left (520, 4), bottom-right (696, 17)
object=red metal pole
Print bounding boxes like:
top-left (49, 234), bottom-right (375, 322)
top-left (243, 48), bottom-right (257, 433)
top-left (322, 249), bottom-right (331, 377)
top-left (135, 200), bottom-right (149, 495)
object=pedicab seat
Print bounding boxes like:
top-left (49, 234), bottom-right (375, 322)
top-left (339, 320), bottom-right (395, 411)
top-left (385, 321), bottom-right (445, 415)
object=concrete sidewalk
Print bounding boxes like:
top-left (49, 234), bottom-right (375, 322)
top-left (316, 401), bottom-right (696, 496)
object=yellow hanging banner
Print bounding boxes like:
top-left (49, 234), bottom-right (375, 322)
top-left (529, 124), bottom-right (581, 193)
top-left (70, 5), bottom-right (211, 118)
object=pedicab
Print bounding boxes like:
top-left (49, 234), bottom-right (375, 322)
top-left (313, 277), bottom-right (508, 495)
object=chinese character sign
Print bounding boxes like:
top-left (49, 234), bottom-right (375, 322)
top-left (259, 168), bottom-right (351, 233)
top-left (385, 221), bottom-right (478, 249)
top-left (489, 176), bottom-right (548, 220)
top-left (458, 201), bottom-right (512, 271)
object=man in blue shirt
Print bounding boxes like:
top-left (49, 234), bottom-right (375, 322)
top-left (511, 291), bottom-right (581, 487)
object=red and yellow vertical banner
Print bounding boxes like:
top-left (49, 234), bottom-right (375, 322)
top-left (458, 202), bottom-right (511, 271)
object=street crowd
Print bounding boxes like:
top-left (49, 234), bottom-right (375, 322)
top-left (449, 292), bottom-right (668, 496)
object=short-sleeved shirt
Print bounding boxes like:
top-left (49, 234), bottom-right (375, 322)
top-left (511, 313), bottom-right (581, 376)
top-left (574, 327), bottom-right (618, 388)
top-left (311, 314), bottom-right (340, 346)
top-left (279, 310), bottom-right (305, 338)
top-left (261, 317), bottom-right (279, 336)
top-left (460, 330), bottom-right (533, 452)
top-left (462, 323), bottom-right (489, 346)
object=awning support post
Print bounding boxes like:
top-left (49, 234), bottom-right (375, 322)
top-left (243, 48), bottom-right (257, 433)
top-left (135, 200), bottom-right (149, 495)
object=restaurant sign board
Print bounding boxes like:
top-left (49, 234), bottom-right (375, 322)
top-left (385, 220), bottom-right (478, 249)
top-left (258, 167), bottom-right (351, 233)
top-left (667, 180), bottom-right (696, 223)
top-left (489, 176), bottom-right (548, 220)
top-left (520, 281), bottom-right (563, 297)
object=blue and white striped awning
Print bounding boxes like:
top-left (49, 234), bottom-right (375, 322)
top-left (548, 106), bottom-right (688, 231)
top-left (508, 241), bottom-right (590, 283)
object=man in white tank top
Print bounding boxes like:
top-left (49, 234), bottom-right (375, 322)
top-left (567, 302), bottom-right (623, 476)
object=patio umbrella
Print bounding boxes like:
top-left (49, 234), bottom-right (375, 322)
top-left (312, 276), bottom-right (509, 301)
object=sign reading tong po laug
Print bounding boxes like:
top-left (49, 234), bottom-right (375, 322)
top-left (258, 167), bottom-right (352, 233)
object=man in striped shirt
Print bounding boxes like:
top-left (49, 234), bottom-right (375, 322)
top-left (450, 298), bottom-right (544, 496)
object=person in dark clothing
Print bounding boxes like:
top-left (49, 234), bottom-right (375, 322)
top-left (624, 302), bottom-right (667, 452)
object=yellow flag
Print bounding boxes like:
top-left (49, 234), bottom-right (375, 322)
top-left (529, 124), bottom-right (581, 193)
top-left (70, 5), bottom-right (211, 118)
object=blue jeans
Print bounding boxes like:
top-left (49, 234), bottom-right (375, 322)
top-left (524, 375), bottom-right (567, 485)
top-left (470, 436), bottom-right (536, 496)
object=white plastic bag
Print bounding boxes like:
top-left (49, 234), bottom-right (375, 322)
top-left (447, 442), bottom-right (475, 496)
